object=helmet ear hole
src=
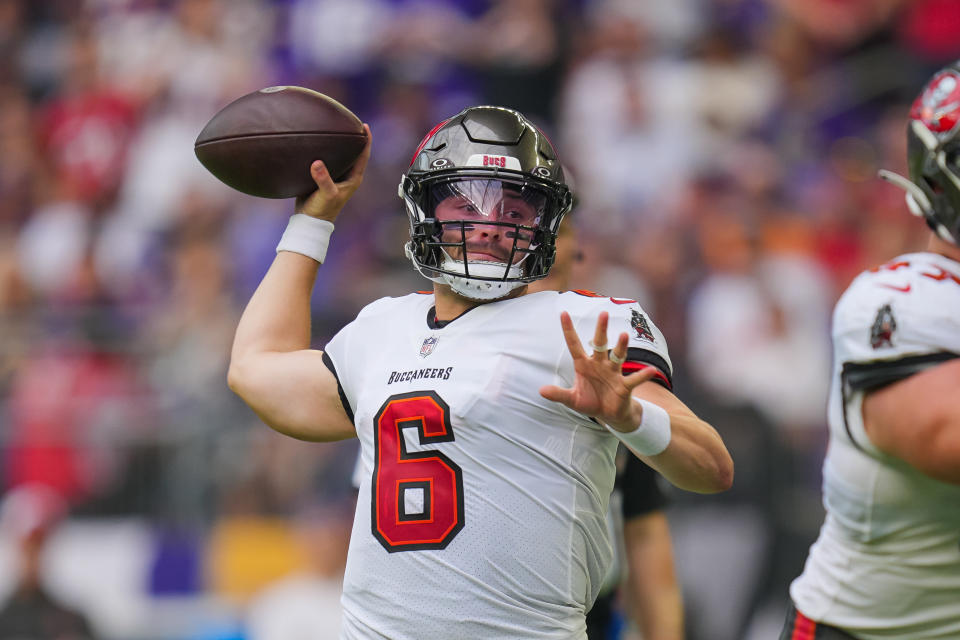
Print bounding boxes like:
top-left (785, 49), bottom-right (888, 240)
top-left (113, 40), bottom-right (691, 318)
top-left (422, 218), bottom-right (440, 236)
top-left (924, 176), bottom-right (944, 194)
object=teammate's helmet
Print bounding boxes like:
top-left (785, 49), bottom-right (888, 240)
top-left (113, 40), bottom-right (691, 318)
top-left (399, 106), bottom-right (573, 300)
top-left (883, 62), bottom-right (960, 245)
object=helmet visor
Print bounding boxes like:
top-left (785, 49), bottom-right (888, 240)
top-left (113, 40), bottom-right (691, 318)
top-left (430, 179), bottom-right (547, 225)
top-left (428, 179), bottom-right (549, 264)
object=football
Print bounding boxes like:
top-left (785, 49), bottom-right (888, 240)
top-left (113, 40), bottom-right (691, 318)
top-left (194, 86), bottom-right (367, 199)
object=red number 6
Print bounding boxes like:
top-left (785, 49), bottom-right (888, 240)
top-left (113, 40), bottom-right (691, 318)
top-left (372, 391), bottom-right (464, 552)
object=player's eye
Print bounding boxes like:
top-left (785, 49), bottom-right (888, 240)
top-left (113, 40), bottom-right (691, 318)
top-left (459, 204), bottom-right (487, 219)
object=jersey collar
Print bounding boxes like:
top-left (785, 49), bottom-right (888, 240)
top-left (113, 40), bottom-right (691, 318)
top-left (426, 305), bottom-right (479, 329)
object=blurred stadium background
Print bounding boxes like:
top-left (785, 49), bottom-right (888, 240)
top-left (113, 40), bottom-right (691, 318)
top-left (0, 0), bottom-right (955, 638)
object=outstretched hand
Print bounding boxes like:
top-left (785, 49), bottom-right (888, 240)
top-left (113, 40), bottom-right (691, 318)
top-left (295, 123), bottom-right (372, 223)
top-left (539, 311), bottom-right (657, 432)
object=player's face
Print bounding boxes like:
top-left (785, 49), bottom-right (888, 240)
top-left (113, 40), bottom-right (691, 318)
top-left (432, 180), bottom-right (545, 265)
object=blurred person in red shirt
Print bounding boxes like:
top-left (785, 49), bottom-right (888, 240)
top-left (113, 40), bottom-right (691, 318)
top-left (35, 25), bottom-right (139, 210)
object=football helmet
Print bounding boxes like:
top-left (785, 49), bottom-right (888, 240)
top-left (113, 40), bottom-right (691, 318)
top-left (399, 106), bottom-right (573, 300)
top-left (879, 63), bottom-right (960, 245)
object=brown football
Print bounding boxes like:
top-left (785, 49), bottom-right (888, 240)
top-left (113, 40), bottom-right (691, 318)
top-left (194, 86), bottom-right (367, 199)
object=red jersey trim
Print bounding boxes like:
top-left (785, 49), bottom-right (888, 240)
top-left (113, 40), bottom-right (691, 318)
top-left (789, 608), bottom-right (817, 640)
top-left (622, 362), bottom-right (671, 390)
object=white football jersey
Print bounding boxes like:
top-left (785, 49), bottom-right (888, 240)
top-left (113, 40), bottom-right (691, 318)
top-left (790, 252), bottom-right (960, 639)
top-left (323, 289), bottom-right (671, 639)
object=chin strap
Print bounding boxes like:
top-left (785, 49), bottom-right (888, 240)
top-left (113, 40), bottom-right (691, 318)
top-left (878, 169), bottom-right (958, 244)
top-left (878, 120), bottom-right (936, 220)
top-left (438, 257), bottom-right (525, 301)
top-left (403, 242), bottom-right (526, 300)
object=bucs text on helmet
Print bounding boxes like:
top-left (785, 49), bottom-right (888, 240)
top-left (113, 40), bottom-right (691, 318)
top-left (399, 106), bottom-right (573, 300)
top-left (879, 61), bottom-right (960, 245)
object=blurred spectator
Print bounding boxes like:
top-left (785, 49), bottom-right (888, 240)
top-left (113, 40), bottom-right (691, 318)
top-left (289, 0), bottom-right (392, 78)
top-left (245, 504), bottom-right (351, 640)
top-left (0, 0), bottom-right (25, 84)
top-left (771, 0), bottom-right (901, 50)
top-left (143, 205), bottom-right (238, 407)
top-left (16, 199), bottom-right (92, 300)
top-left (456, 0), bottom-right (569, 125)
top-left (35, 25), bottom-right (139, 211)
top-left (687, 27), bottom-right (781, 160)
top-left (3, 333), bottom-right (148, 504)
top-left (96, 0), bottom-right (272, 110)
top-left (899, 0), bottom-right (960, 62)
top-left (559, 11), bottom-right (702, 230)
top-left (685, 206), bottom-right (831, 432)
top-left (0, 86), bottom-right (40, 227)
top-left (0, 484), bottom-right (97, 639)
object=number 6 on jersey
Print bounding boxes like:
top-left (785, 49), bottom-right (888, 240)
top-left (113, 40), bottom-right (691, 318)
top-left (372, 391), bottom-right (465, 552)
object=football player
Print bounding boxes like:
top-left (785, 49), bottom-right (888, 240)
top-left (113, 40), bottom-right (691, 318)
top-left (780, 64), bottom-right (960, 640)
top-left (228, 106), bottom-right (733, 639)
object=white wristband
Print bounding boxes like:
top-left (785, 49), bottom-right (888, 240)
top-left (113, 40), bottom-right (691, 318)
top-left (276, 214), bottom-right (334, 263)
top-left (604, 398), bottom-right (672, 456)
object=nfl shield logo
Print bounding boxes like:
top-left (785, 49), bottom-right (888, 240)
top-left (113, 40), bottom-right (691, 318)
top-left (420, 336), bottom-right (439, 358)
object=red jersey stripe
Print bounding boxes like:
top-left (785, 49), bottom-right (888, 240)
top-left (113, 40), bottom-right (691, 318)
top-left (790, 608), bottom-right (817, 640)
top-left (622, 362), bottom-right (671, 389)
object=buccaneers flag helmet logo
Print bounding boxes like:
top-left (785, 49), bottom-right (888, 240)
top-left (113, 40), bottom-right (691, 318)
top-left (910, 69), bottom-right (960, 134)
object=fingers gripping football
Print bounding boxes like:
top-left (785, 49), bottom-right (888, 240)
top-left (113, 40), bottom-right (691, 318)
top-left (539, 311), bottom-right (657, 432)
top-left (295, 123), bottom-right (372, 223)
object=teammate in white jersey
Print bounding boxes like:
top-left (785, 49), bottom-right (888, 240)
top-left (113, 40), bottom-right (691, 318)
top-left (781, 64), bottom-right (960, 640)
top-left (228, 106), bottom-right (733, 639)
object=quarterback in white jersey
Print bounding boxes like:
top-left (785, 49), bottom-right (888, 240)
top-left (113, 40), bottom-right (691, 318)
top-left (327, 290), bottom-right (673, 637)
top-left (228, 106), bottom-right (733, 639)
top-left (783, 64), bottom-right (960, 640)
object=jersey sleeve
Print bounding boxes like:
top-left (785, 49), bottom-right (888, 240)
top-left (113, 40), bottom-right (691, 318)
top-left (320, 297), bottom-right (398, 424)
top-left (831, 264), bottom-right (960, 452)
top-left (608, 301), bottom-right (673, 389)
top-left (322, 323), bottom-right (357, 424)
top-left (561, 292), bottom-right (674, 390)
top-left (833, 272), bottom-right (960, 393)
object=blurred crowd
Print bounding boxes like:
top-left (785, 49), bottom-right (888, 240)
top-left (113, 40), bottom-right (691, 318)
top-left (0, 0), bottom-right (956, 638)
